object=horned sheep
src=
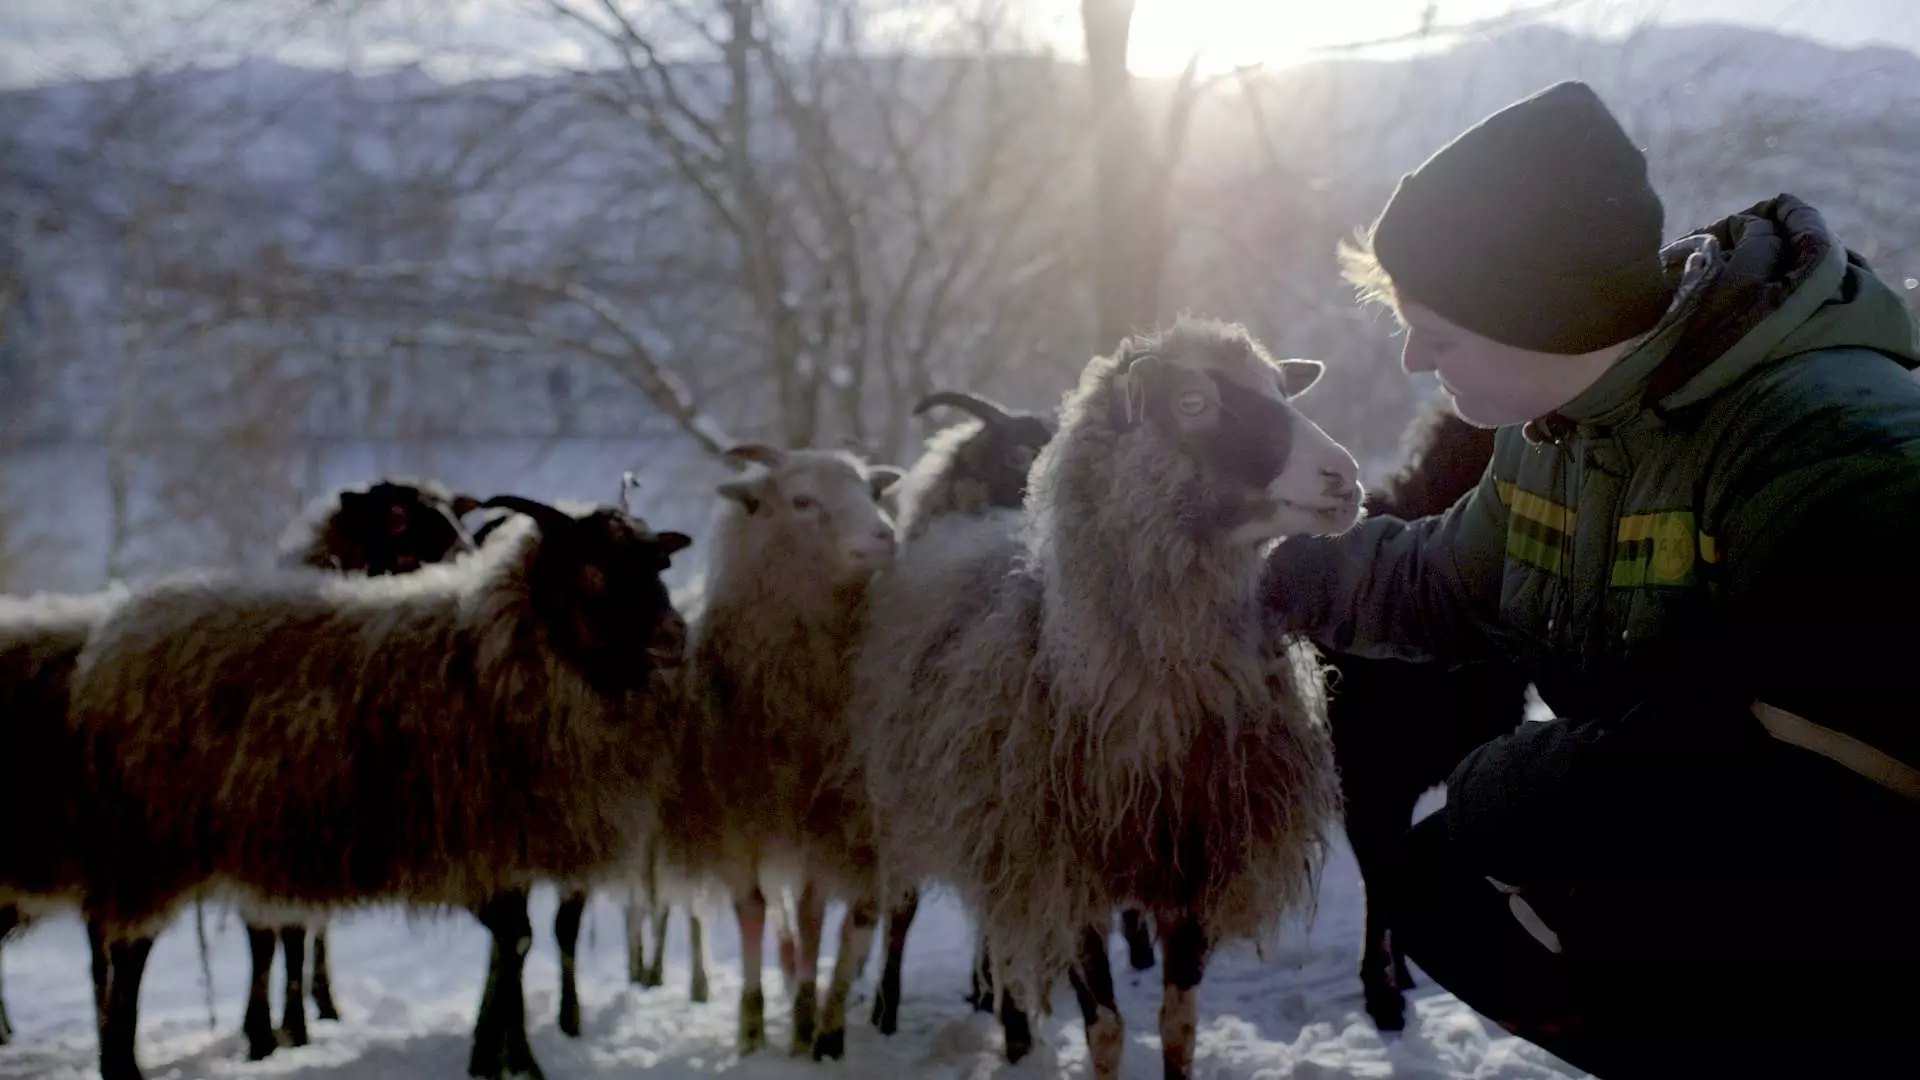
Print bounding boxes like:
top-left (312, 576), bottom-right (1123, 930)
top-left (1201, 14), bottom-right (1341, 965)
top-left (67, 492), bottom-right (691, 1080)
top-left (851, 318), bottom-right (1361, 1079)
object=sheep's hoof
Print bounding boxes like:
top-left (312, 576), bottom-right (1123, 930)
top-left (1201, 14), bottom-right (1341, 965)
top-left (502, 1035), bottom-right (545, 1080)
top-left (558, 991), bottom-right (581, 1038)
top-left (812, 1027), bottom-right (845, 1061)
top-left (690, 973), bottom-right (710, 1004)
top-left (1001, 1000), bottom-right (1033, 1063)
top-left (1364, 989), bottom-right (1407, 1033)
top-left (312, 983), bottom-right (341, 1021)
top-left (737, 987), bottom-right (767, 1053)
top-left (244, 1017), bottom-right (278, 1062)
top-left (277, 1023), bottom-right (310, 1049)
top-left (791, 994), bottom-right (817, 1055)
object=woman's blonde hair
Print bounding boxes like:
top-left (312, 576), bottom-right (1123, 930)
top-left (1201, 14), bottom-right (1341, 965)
top-left (1335, 222), bottom-right (1404, 326)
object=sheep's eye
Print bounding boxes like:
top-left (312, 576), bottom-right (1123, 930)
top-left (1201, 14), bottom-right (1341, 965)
top-left (1175, 389), bottom-right (1210, 417)
top-left (791, 494), bottom-right (817, 511)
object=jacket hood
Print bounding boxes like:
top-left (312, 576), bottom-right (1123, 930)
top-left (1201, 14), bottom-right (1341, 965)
top-left (1547, 194), bottom-right (1920, 433)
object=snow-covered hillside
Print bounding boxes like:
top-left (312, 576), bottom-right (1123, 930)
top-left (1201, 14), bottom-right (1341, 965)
top-left (0, 792), bottom-right (1586, 1080)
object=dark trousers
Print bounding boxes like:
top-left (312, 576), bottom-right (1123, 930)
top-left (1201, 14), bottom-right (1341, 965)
top-left (1390, 798), bottom-right (1919, 1079)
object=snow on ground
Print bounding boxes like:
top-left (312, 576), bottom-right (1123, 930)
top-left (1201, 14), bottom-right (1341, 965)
top-left (0, 792), bottom-right (1585, 1079)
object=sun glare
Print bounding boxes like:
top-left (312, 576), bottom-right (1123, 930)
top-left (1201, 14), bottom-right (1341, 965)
top-left (1124, 0), bottom-right (1532, 78)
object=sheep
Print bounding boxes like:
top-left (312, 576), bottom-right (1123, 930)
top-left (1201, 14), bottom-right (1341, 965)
top-left (650, 442), bottom-right (902, 1061)
top-left (275, 476), bottom-right (481, 576)
top-left (890, 391), bottom-right (1056, 541)
top-left (851, 317), bottom-right (1361, 1079)
top-left (860, 387), bottom-right (1088, 1042)
top-left (0, 479), bottom-right (484, 1051)
top-left (238, 476), bottom-right (481, 1059)
top-left (467, 495), bottom-right (715, 1033)
top-left (0, 587), bottom-right (127, 1042)
top-left (1322, 399), bottom-right (1532, 1032)
top-left (67, 492), bottom-right (692, 1080)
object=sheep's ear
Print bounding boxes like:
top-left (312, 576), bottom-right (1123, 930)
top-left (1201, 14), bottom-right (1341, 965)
top-left (868, 466), bottom-right (905, 500)
top-left (1277, 358), bottom-right (1326, 399)
top-left (718, 478), bottom-right (762, 513)
top-left (655, 531), bottom-right (693, 558)
top-left (449, 493), bottom-right (484, 517)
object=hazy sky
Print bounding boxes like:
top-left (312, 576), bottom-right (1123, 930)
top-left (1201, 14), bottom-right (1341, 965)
top-left (1118, 0), bottom-right (1920, 76)
top-left (1, 0), bottom-right (1915, 88)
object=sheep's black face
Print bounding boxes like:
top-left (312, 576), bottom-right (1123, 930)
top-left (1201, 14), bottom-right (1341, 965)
top-left (534, 509), bottom-right (692, 695)
top-left (337, 482), bottom-right (479, 575)
top-left (965, 415), bottom-right (1055, 510)
top-left (1112, 337), bottom-right (1361, 543)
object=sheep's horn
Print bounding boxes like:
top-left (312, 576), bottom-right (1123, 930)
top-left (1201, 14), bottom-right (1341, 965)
top-left (723, 443), bottom-right (788, 470)
top-left (480, 495), bottom-right (577, 538)
top-left (912, 391), bottom-right (1012, 428)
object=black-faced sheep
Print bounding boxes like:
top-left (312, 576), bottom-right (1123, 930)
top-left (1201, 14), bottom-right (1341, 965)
top-left (238, 476), bottom-right (480, 1059)
top-left (1322, 399), bottom-right (1532, 1032)
top-left (890, 391), bottom-right (1055, 541)
top-left (468, 496), bottom-right (713, 1035)
top-left (852, 318), bottom-right (1360, 1079)
top-left (68, 494), bottom-right (691, 1080)
top-left (651, 443), bottom-right (902, 1061)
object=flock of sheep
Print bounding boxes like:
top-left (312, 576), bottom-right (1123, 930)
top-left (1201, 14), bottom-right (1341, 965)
top-left (0, 315), bottom-right (1531, 1080)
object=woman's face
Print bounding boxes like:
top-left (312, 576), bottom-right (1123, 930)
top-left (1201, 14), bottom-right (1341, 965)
top-left (1397, 301), bottom-right (1619, 428)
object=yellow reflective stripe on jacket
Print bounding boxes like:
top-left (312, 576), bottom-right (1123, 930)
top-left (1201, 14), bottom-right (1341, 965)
top-left (1496, 479), bottom-right (1574, 576)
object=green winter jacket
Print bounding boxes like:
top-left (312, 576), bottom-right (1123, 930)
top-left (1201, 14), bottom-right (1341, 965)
top-left (1271, 195), bottom-right (1920, 786)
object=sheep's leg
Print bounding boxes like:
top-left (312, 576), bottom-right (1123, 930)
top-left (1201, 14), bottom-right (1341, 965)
top-left (624, 892), bottom-right (652, 986)
top-left (869, 886), bottom-right (917, 1034)
top-left (789, 880), bottom-right (825, 1055)
top-left (813, 893), bottom-right (878, 1060)
top-left (1156, 915), bottom-right (1210, 1080)
top-left (967, 932), bottom-right (995, 1012)
top-left (1122, 907), bottom-right (1157, 971)
top-left (0, 904), bottom-right (17, 1045)
top-left (99, 934), bottom-right (155, 1080)
top-left (998, 981), bottom-right (1035, 1064)
top-left (1067, 924), bottom-right (1123, 1080)
top-left (243, 925), bottom-right (279, 1061)
top-left (86, 917), bottom-right (109, 1038)
top-left (688, 910), bottom-right (710, 1003)
top-left (769, 891), bottom-right (799, 1000)
top-left (310, 923), bottom-right (341, 1021)
top-left (733, 887), bottom-right (769, 1053)
top-left (643, 907), bottom-right (669, 988)
top-left (278, 925), bottom-right (311, 1047)
top-left (1348, 783), bottom-right (1423, 1032)
top-left (554, 888), bottom-right (586, 1038)
top-left (467, 889), bottom-right (543, 1080)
